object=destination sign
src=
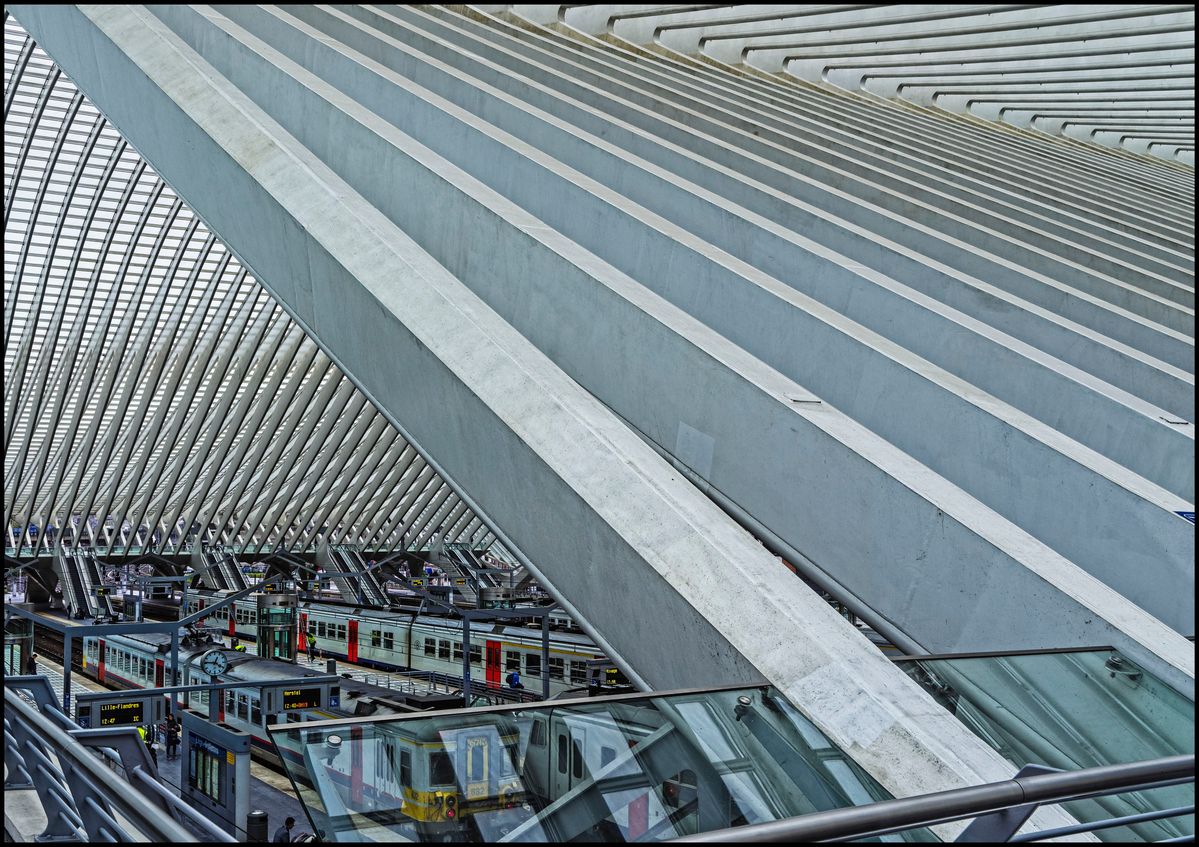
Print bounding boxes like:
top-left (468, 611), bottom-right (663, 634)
top-left (99, 700), bottom-right (144, 727)
top-left (281, 687), bottom-right (322, 710)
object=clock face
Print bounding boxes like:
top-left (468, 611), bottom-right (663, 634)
top-left (201, 650), bottom-right (228, 677)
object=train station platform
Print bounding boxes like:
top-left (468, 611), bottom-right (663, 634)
top-left (20, 654), bottom-right (310, 841)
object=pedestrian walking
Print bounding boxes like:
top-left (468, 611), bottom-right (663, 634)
top-left (24, 652), bottom-right (38, 676)
top-left (306, 634), bottom-right (317, 663)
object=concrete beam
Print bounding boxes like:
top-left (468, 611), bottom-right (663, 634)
top-left (747, 10), bottom-right (1195, 72)
top-left (219, 3), bottom-right (1196, 625)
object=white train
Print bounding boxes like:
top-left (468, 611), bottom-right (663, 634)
top-left (183, 593), bottom-right (607, 698)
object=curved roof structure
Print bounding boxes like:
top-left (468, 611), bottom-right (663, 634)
top-left (524, 3), bottom-right (1195, 162)
top-left (4, 14), bottom-right (499, 557)
top-left (3, 4), bottom-right (1193, 833)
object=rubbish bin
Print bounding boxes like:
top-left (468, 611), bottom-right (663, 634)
top-left (246, 809), bottom-right (268, 843)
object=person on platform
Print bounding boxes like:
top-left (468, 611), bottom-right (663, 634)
top-left (166, 716), bottom-right (180, 760)
top-left (506, 670), bottom-right (524, 690)
top-left (24, 652), bottom-right (37, 676)
top-left (273, 817), bottom-right (296, 843)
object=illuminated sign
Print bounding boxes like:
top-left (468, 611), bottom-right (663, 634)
top-left (281, 687), bottom-right (322, 710)
top-left (99, 700), bottom-right (144, 727)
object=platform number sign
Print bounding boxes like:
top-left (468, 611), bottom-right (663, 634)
top-left (1177, 511), bottom-right (1196, 525)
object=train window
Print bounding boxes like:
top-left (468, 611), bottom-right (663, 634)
top-left (601, 746), bottom-right (616, 769)
top-left (226, 691), bottom-right (236, 713)
top-left (452, 643), bottom-right (463, 661)
top-left (430, 751), bottom-right (455, 786)
top-left (250, 698), bottom-right (261, 726)
top-left (338, 624), bottom-right (347, 641)
top-left (438, 640), bottom-right (450, 660)
top-left (317, 622), bottom-right (327, 638)
top-left (530, 720), bottom-right (546, 747)
top-left (557, 735), bottom-right (568, 774)
top-left (249, 611), bottom-right (257, 623)
top-left (469, 745), bottom-right (484, 781)
top-left (371, 629), bottom-right (382, 648)
top-left (469, 645), bottom-right (482, 666)
top-left (383, 632), bottom-right (394, 651)
top-left (549, 658), bottom-right (565, 680)
top-left (380, 742), bottom-right (395, 782)
top-left (237, 695), bottom-right (248, 721)
top-left (572, 739), bottom-right (584, 780)
top-left (506, 651), bottom-right (521, 671)
top-left (424, 638), bottom-right (436, 657)
top-left (526, 653), bottom-right (541, 676)
top-left (400, 750), bottom-right (412, 786)
top-left (570, 661), bottom-right (588, 684)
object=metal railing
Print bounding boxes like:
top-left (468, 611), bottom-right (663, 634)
top-left (4, 677), bottom-right (235, 843)
top-left (673, 754), bottom-right (1194, 842)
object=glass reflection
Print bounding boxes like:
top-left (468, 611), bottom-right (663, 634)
top-left (267, 685), bottom-right (936, 842)
top-left (899, 648), bottom-right (1195, 842)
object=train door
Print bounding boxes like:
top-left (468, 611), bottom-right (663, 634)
top-left (299, 613), bottom-right (307, 653)
top-left (461, 733), bottom-right (491, 802)
top-left (228, 613), bottom-right (236, 637)
top-left (97, 639), bottom-right (106, 683)
top-left (550, 718), bottom-right (588, 798)
top-left (485, 640), bottom-right (501, 688)
top-left (348, 620), bottom-right (358, 664)
top-left (155, 658), bottom-right (165, 687)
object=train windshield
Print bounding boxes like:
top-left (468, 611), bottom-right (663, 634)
top-left (266, 684), bottom-right (936, 842)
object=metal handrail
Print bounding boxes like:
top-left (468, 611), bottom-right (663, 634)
top-left (4, 686), bottom-right (201, 842)
top-left (673, 754), bottom-right (1195, 842)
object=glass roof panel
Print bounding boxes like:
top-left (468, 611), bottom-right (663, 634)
top-left (898, 648), bottom-right (1195, 842)
top-left (267, 685), bottom-right (938, 843)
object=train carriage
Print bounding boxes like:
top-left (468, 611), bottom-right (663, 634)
top-left (183, 592), bottom-right (607, 698)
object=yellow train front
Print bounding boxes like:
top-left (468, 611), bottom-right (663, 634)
top-left (297, 718), bottom-right (527, 841)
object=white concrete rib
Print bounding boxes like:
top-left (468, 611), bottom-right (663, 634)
top-left (551, 3), bottom-right (1196, 162)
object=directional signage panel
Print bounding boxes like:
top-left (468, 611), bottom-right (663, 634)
top-left (281, 687), bottom-right (322, 710)
top-left (99, 700), bottom-right (144, 726)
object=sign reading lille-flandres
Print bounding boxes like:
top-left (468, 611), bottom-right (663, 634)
top-left (99, 700), bottom-right (144, 726)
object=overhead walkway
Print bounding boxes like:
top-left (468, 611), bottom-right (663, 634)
top-left (7, 3), bottom-right (1192, 825)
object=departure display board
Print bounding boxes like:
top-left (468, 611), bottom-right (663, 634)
top-left (281, 687), bottom-right (322, 710)
top-left (99, 700), bottom-right (144, 727)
